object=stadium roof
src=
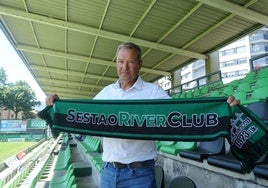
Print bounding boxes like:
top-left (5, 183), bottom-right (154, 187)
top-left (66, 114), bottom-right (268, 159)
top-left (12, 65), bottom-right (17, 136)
top-left (0, 0), bottom-right (267, 99)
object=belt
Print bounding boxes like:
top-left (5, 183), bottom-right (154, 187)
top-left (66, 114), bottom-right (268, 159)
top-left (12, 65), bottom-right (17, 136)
top-left (107, 159), bottom-right (154, 169)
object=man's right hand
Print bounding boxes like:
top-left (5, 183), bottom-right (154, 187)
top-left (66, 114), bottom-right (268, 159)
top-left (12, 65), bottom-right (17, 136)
top-left (45, 94), bottom-right (59, 106)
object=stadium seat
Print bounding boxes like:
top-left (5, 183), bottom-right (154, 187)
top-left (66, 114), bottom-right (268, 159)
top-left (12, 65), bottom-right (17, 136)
top-left (235, 82), bottom-right (252, 92)
top-left (221, 85), bottom-right (234, 96)
top-left (50, 164), bottom-right (74, 184)
top-left (207, 151), bottom-right (245, 173)
top-left (253, 77), bottom-right (268, 89)
top-left (200, 85), bottom-right (209, 95)
top-left (257, 67), bottom-right (268, 78)
top-left (89, 154), bottom-right (103, 173)
top-left (208, 80), bottom-right (223, 89)
top-left (247, 101), bottom-right (268, 123)
top-left (172, 93), bottom-right (180, 99)
top-left (245, 87), bottom-right (268, 104)
top-left (159, 142), bottom-right (197, 155)
top-left (50, 174), bottom-right (76, 188)
top-left (208, 90), bottom-right (220, 97)
top-left (156, 141), bottom-right (176, 150)
top-left (168, 176), bottom-right (196, 188)
top-left (78, 136), bottom-right (101, 153)
top-left (233, 91), bottom-right (248, 105)
top-left (179, 92), bottom-right (187, 98)
top-left (185, 91), bottom-right (193, 98)
top-left (253, 164), bottom-right (268, 179)
top-left (192, 88), bottom-right (202, 97)
top-left (229, 79), bottom-right (241, 87)
top-left (54, 145), bottom-right (72, 171)
top-left (155, 165), bottom-right (165, 188)
top-left (179, 137), bottom-right (225, 162)
top-left (241, 71), bottom-right (257, 83)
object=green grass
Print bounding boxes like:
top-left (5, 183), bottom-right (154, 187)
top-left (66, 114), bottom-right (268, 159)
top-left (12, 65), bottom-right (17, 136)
top-left (0, 142), bottom-right (36, 163)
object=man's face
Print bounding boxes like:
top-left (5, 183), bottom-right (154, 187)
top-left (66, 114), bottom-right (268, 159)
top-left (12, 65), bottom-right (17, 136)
top-left (116, 48), bottom-right (142, 86)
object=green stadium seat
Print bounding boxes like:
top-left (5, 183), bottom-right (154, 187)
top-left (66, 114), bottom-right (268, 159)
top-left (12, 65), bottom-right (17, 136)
top-left (241, 71), bottom-right (257, 83)
top-left (179, 92), bottom-right (187, 98)
top-left (200, 85), bottom-right (209, 95)
top-left (192, 88), bottom-right (202, 97)
top-left (172, 94), bottom-right (181, 99)
top-left (254, 77), bottom-right (268, 89)
top-left (221, 85), bottom-right (234, 96)
top-left (159, 141), bottom-right (197, 155)
top-left (156, 141), bottom-right (176, 150)
top-left (257, 67), bottom-right (268, 78)
top-left (244, 87), bottom-right (268, 104)
top-left (233, 91), bottom-right (248, 105)
top-left (235, 82), bottom-right (252, 92)
top-left (185, 91), bottom-right (193, 98)
top-left (229, 79), bottom-right (241, 87)
top-left (78, 136), bottom-right (101, 153)
top-left (54, 146), bottom-right (72, 171)
top-left (50, 164), bottom-right (74, 184)
top-left (208, 90), bottom-right (220, 97)
top-left (49, 175), bottom-right (76, 188)
top-left (89, 154), bottom-right (103, 173)
top-left (208, 81), bottom-right (223, 89)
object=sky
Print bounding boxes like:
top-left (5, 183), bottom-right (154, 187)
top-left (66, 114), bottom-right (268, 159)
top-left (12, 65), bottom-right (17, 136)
top-left (0, 28), bottom-right (46, 109)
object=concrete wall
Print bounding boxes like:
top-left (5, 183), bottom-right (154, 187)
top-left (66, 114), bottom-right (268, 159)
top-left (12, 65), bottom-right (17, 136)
top-left (156, 152), bottom-right (268, 188)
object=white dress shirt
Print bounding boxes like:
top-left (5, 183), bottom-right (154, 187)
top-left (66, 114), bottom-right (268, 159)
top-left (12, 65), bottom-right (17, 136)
top-left (94, 76), bottom-right (170, 163)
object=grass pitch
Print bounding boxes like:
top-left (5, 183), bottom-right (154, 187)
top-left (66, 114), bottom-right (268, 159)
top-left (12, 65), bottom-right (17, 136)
top-left (0, 142), bottom-right (36, 163)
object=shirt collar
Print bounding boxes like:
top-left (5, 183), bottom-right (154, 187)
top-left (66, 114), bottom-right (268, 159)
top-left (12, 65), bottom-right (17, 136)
top-left (113, 76), bottom-right (143, 90)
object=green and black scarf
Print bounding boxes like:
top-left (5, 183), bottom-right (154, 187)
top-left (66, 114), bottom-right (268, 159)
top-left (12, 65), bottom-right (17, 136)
top-left (38, 97), bottom-right (268, 173)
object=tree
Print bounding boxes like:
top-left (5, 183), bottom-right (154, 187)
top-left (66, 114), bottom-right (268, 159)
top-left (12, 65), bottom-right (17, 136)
top-left (0, 68), bottom-right (8, 108)
top-left (22, 111), bottom-right (36, 119)
top-left (0, 67), bottom-right (7, 86)
top-left (2, 80), bottom-right (41, 119)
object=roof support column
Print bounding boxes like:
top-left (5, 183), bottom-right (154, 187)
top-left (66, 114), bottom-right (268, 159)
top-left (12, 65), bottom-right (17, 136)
top-left (205, 51), bottom-right (221, 84)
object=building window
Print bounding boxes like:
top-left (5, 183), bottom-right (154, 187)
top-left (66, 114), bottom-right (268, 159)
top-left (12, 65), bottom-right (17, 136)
top-left (220, 57), bottom-right (247, 67)
top-left (252, 56), bottom-right (268, 70)
top-left (237, 46), bottom-right (246, 53)
top-left (251, 43), bottom-right (268, 54)
top-left (219, 46), bottom-right (246, 57)
top-left (181, 72), bottom-right (191, 80)
top-left (222, 69), bottom-right (248, 78)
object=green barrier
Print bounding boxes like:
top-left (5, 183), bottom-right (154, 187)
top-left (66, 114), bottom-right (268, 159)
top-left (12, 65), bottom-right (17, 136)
top-left (38, 97), bottom-right (268, 173)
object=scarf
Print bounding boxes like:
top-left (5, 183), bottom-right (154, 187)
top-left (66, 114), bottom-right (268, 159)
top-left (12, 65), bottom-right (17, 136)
top-left (38, 97), bottom-right (268, 173)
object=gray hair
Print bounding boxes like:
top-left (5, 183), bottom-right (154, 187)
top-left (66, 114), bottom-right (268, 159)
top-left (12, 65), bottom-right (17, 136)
top-left (116, 42), bottom-right (142, 62)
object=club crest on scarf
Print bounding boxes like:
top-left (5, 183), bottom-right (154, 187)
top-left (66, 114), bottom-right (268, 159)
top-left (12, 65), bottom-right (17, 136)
top-left (230, 112), bottom-right (259, 149)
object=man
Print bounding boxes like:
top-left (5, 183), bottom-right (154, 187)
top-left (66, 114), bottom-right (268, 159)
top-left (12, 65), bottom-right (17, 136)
top-left (45, 42), bottom-right (240, 188)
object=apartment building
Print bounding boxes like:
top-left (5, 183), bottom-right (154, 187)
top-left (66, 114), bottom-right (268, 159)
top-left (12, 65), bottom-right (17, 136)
top-left (164, 26), bottom-right (268, 89)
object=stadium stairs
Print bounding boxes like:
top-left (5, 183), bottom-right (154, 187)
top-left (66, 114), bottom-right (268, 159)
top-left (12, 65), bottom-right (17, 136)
top-left (34, 133), bottom-right (101, 188)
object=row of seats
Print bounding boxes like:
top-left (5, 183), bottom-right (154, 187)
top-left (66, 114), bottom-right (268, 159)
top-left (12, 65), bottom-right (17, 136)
top-left (173, 67), bottom-right (268, 105)
top-left (157, 137), bottom-right (268, 178)
top-left (49, 164), bottom-right (76, 188)
top-left (53, 145), bottom-right (72, 171)
top-left (77, 136), bottom-right (101, 153)
top-left (157, 141), bottom-right (197, 155)
top-left (49, 135), bottom-right (77, 188)
top-left (88, 154), bottom-right (103, 173)
top-left (48, 134), bottom-right (95, 187)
